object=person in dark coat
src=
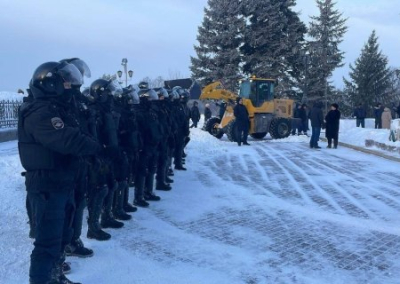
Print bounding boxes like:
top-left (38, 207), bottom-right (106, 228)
top-left (233, 97), bottom-right (250, 146)
top-left (216, 101), bottom-right (227, 118)
top-left (299, 104), bottom-right (308, 135)
top-left (353, 103), bottom-right (366, 128)
top-left (308, 101), bottom-right (324, 149)
top-left (291, 104), bottom-right (302, 135)
top-left (374, 103), bottom-right (383, 129)
top-left (325, 103), bottom-right (341, 149)
top-left (18, 61), bottom-right (101, 284)
top-left (190, 101), bottom-right (201, 128)
top-left (204, 103), bottom-right (212, 122)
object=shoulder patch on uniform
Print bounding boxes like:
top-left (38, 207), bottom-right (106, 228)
top-left (51, 117), bottom-right (64, 130)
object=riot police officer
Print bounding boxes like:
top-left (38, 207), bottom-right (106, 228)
top-left (134, 89), bottom-right (163, 207)
top-left (18, 61), bottom-right (101, 284)
top-left (171, 87), bottom-right (189, 171)
top-left (89, 79), bottom-right (125, 233)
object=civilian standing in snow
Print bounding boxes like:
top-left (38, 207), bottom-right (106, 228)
top-left (352, 103), bottom-right (366, 128)
top-left (396, 102), bottom-right (400, 118)
top-left (325, 103), bottom-right (341, 149)
top-left (190, 101), bottom-right (201, 128)
top-left (291, 104), bottom-right (302, 135)
top-left (233, 97), bottom-right (250, 146)
top-left (381, 107), bottom-right (392, 129)
top-left (299, 104), bottom-right (308, 135)
top-left (374, 103), bottom-right (383, 129)
top-left (309, 102), bottom-right (324, 149)
top-left (18, 61), bottom-right (101, 284)
top-left (204, 103), bottom-right (212, 122)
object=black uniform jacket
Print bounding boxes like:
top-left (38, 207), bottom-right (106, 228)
top-left (18, 99), bottom-right (101, 192)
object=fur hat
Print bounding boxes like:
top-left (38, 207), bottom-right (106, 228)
top-left (331, 103), bottom-right (339, 109)
top-left (236, 97), bottom-right (242, 103)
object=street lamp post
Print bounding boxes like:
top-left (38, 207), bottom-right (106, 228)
top-left (117, 58), bottom-right (134, 87)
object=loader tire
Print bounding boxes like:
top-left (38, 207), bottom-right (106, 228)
top-left (250, 132), bottom-right (267, 140)
top-left (269, 118), bottom-right (291, 139)
top-left (226, 119), bottom-right (238, 142)
top-left (205, 117), bottom-right (223, 139)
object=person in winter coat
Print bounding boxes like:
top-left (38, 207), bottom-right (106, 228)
top-left (374, 103), bottom-right (384, 129)
top-left (309, 101), bottom-right (324, 149)
top-left (300, 104), bottom-right (308, 135)
top-left (396, 102), bottom-right (400, 119)
top-left (19, 61), bottom-right (101, 284)
top-left (233, 97), bottom-right (250, 146)
top-left (190, 101), bottom-right (201, 128)
top-left (353, 104), bottom-right (366, 128)
top-left (381, 107), bottom-right (392, 129)
top-left (204, 103), bottom-right (212, 122)
top-left (291, 104), bottom-right (302, 135)
top-left (325, 103), bottom-right (341, 149)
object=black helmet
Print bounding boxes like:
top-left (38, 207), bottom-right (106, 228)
top-left (81, 87), bottom-right (95, 103)
top-left (59, 58), bottom-right (91, 81)
top-left (172, 86), bottom-right (189, 101)
top-left (138, 89), bottom-right (158, 101)
top-left (90, 79), bottom-right (123, 103)
top-left (154, 87), bottom-right (168, 99)
top-left (30, 61), bottom-right (83, 99)
top-left (138, 81), bottom-right (149, 89)
top-left (122, 85), bottom-right (140, 105)
top-left (169, 88), bottom-right (180, 101)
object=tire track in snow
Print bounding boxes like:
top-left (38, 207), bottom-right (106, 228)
top-left (308, 156), bottom-right (400, 217)
top-left (254, 144), bottom-right (346, 214)
top-left (275, 152), bottom-right (376, 220)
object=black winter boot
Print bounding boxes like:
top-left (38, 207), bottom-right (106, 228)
top-left (87, 186), bottom-right (111, 241)
top-left (113, 182), bottom-right (132, 221)
top-left (65, 238), bottom-right (94, 258)
top-left (49, 262), bottom-right (81, 284)
top-left (101, 184), bottom-right (124, 229)
top-left (144, 174), bottom-right (161, 201)
top-left (156, 169), bottom-right (172, 191)
top-left (122, 182), bottom-right (137, 213)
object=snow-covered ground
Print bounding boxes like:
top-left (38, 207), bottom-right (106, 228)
top-left (1, 118), bottom-right (400, 284)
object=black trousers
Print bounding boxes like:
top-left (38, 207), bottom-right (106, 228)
top-left (28, 190), bottom-right (75, 284)
top-left (236, 123), bottom-right (249, 144)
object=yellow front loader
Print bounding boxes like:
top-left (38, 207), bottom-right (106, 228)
top-left (200, 77), bottom-right (294, 141)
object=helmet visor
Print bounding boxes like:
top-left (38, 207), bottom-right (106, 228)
top-left (107, 80), bottom-right (123, 96)
top-left (70, 59), bottom-right (91, 78)
top-left (58, 64), bottom-right (84, 85)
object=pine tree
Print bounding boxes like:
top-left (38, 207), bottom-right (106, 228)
top-left (306, 0), bottom-right (347, 106)
top-left (190, 0), bottom-right (244, 91)
top-left (343, 31), bottom-right (392, 109)
top-left (241, 0), bottom-right (306, 96)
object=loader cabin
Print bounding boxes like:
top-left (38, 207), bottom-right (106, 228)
top-left (238, 77), bottom-right (275, 107)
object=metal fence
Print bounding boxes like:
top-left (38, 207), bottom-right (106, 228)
top-left (0, 100), bottom-right (22, 128)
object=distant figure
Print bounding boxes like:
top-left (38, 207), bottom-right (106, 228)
top-left (233, 97), bottom-right (250, 146)
top-left (374, 103), bottom-right (383, 129)
top-left (396, 102), bottom-right (400, 119)
top-left (291, 104), bottom-right (302, 135)
top-left (325, 103), bottom-right (341, 149)
top-left (190, 101), bottom-right (200, 128)
top-left (353, 103), bottom-right (366, 128)
top-left (381, 107), bottom-right (392, 129)
top-left (204, 103), bottom-right (212, 122)
top-left (300, 104), bottom-right (308, 135)
top-left (216, 101), bottom-right (227, 119)
top-left (309, 102), bottom-right (324, 149)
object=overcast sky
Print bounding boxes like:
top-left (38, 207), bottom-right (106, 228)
top-left (0, 0), bottom-right (399, 92)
